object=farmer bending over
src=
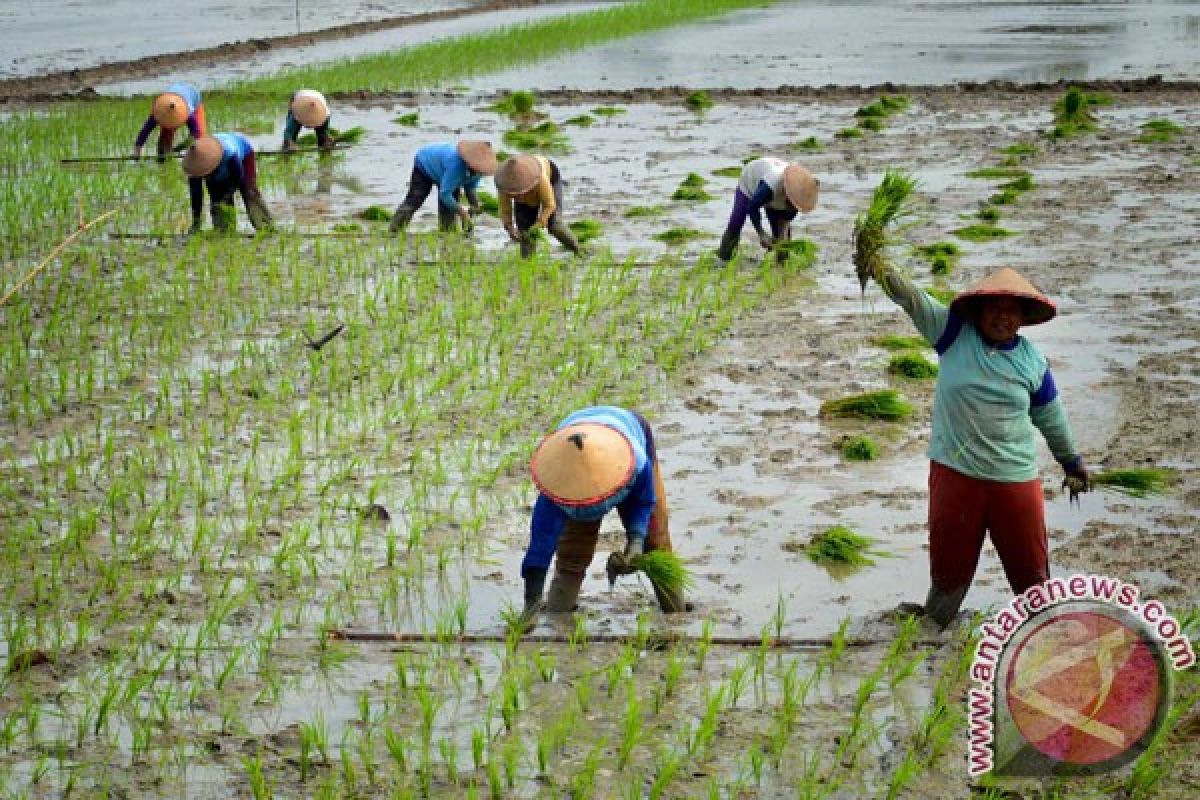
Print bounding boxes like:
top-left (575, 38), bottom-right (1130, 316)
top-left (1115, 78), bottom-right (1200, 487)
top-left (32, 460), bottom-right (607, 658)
top-left (182, 134), bottom-right (274, 234)
top-left (520, 406), bottom-right (686, 628)
top-left (134, 82), bottom-right (206, 160)
top-left (717, 157), bottom-right (818, 261)
top-left (388, 141), bottom-right (497, 234)
top-left (866, 264), bottom-right (1089, 627)
top-left (494, 154), bottom-right (582, 258)
top-left (282, 89), bottom-right (334, 152)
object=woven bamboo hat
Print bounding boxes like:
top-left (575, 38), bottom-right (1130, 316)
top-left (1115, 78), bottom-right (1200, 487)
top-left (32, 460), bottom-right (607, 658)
top-left (950, 267), bottom-right (1056, 325)
top-left (782, 164), bottom-right (819, 212)
top-left (290, 90), bottom-right (329, 128)
top-left (530, 423), bottom-right (635, 507)
top-left (182, 136), bottom-right (223, 177)
top-left (152, 92), bottom-right (189, 129)
top-left (494, 154), bottom-right (542, 194)
top-left (457, 140), bottom-right (498, 175)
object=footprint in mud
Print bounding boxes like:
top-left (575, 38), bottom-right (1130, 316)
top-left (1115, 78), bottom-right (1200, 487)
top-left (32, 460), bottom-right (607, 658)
top-left (685, 395), bottom-right (719, 413)
top-left (711, 488), bottom-right (783, 510)
top-left (712, 446), bottom-right (746, 467)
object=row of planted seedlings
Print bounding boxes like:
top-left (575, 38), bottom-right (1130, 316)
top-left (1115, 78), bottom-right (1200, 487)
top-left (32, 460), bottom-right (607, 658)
top-left (0, 149), bottom-right (818, 798)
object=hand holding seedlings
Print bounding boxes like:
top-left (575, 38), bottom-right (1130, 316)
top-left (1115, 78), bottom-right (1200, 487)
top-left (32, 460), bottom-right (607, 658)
top-left (282, 89), bottom-right (335, 152)
top-left (302, 323), bottom-right (345, 351)
top-left (494, 154), bottom-right (583, 258)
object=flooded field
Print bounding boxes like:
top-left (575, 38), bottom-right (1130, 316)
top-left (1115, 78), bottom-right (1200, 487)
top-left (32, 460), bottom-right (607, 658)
top-left (1, 1), bottom-right (1198, 797)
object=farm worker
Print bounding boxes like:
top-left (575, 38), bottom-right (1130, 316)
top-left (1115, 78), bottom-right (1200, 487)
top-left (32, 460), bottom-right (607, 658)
top-left (182, 134), bottom-right (274, 234)
top-left (716, 157), bottom-right (818, 261)
top-left (388, 141), bottom-right (497, 234)
top-left (519, 406), bottom-right (685, 626)
top-left (133, 82), bottom-right (207, 159)
top-left (493, 154), bottom-right (582, 258)
top-left (865, 264), bottom-right (1089, 627)
top-left (282, 89), bottom-right (335, 152)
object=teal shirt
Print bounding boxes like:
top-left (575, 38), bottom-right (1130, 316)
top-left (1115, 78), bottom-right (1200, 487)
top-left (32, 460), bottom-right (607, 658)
top-left (881, 271), bottom-right (1079, 482)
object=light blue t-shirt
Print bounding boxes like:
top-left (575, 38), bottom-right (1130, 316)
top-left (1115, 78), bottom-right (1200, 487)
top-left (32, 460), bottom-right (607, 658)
top-left (413, 143), bottom-right (482, 213)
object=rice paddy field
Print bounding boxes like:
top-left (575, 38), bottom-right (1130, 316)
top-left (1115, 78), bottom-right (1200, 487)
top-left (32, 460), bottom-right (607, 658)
top-left (2, 1), bottom-right (1199, 797)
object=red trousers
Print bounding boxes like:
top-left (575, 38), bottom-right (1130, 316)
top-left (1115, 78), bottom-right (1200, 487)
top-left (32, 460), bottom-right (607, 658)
top-left (928, 461), bottom-right (1048, 595)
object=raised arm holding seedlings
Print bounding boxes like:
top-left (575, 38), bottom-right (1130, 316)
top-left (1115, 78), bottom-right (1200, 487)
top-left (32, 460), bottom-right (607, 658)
top-left (388, 141), bottom-right (497, 234)
top-left (133, 82), bottom-right (206, 160)
top-left (519, 405), bottom-right (687, 631)
top-left (181, 134), bottom-right (274, 234)
top-left (493, 154), bottom-right (582, 258)
top-left (282, 89), bottom-right (334, 152)
top-left (717, 157), bottom-right (818, 261)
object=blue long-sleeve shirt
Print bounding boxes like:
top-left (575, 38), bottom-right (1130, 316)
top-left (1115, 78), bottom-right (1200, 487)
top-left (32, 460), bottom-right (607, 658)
top-left (521, 406), bottom-right (656, 575)
top-left (414, 143), bottom-right (481, 213)
top-left (136, 82), bottom-right (203, 146)
top-left (188, 133), bottom-right (254, 218)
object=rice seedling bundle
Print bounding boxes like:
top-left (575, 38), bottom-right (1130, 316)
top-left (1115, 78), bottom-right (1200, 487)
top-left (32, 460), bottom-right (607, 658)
top-left (835, 127), bottom-right (864, 139)
top-left (711, 166), bottom-right (743, 178)
top-left (629, 550), bottom-right (695, 597)
top-left (654, 227), bottom-right (708, 245)
top-left (476, 191), bottom-right (500, 215)
top-left (624, 204), bottom-right (667, 218)
top-left (792, 136), bottom-right (823, 151)
top-left (564, 114), bottom-right (595, 127)
top-left (977, 207), bottom-right (1001, 223)
top-left (1050, 87), bottom-right (1110, 138)
top-left (820, 389), bottom-right (913, 421)
top-left (873, 334), bottom-right (929, 351)
top-left (503, 121), bottom-right (570, 153)
top-left (568, 219), bottom-right (603, 243)
top-left (672, 186), bottom-right (713, 202)
top-left (393, 113), bottom-right (420, 127)
top-left (685, 91), bottom-right (714, 111)
top-left (356, 205), bottom-right (392, 222)
top-left (925, 286), bottom-right (958, 305)
top-left (1092, 467), bottom-right (1176, 498)
top-left (887, 353), bottom-right (938, 379)
top-left (297, 126), bottom-right (366, 146)
top-left (1136, 118), bottom-right (1184, 144)
top-left (852, 169), bottom-right (918, 291)
top-left (806, 526), bottom-right (883, 566)
top-left (591, 106), bottom-right (626, 117)
top-left (952, 223), bottom-right (1013, 242)
top-left (838, 435), bottom-right (879, 461)
top-left (917, 241), bottom-right (960, 275)
top-left (965, 167), bottom-right (1030, 180)
top-left (772, 238), bottom-right (818, 269)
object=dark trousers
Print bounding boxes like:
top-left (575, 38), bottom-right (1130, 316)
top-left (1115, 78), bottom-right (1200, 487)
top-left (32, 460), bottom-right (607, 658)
top-left (717, 188), bottom-right (797, 260)
top-left (208, 153), bottom-right (272, 232)
top-left (391, 164), bottom-right (477, 232)
top-left (512, 161), bottom-right (581, 257)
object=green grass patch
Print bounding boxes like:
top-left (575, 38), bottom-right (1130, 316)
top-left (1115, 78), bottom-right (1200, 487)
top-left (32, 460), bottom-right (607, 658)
top-left (792, 136), bottom-right (822, 151)
top-left (356, 204), bottom-right (392, 222)
top-left (685, 91), bottom-right (714, 111)
top-left (820, 389), bottom-right (913, 421)
top-left (568, 219), bottom-right (604, 243)
top-left (1136, 118), bottom-right (1184, 144)
top-left (564, 114), bottom-right (595, 127)
top-left (711, 166), bottom-right (743, 178)
top-left (887, 353), bottom-right (938, 379)
top-left (838, 435), bottom-right (880, 462)
top-left (332, 222), bottom-right (363, 233)
top-left (654, 227), bottom-right (708, 245)
top-left (873, 334), bottom-right (930, 351)
top-left (806, 526), bottom-right (886, 567)
top-left (1092, 468), bottom-right (1176, 498)
top-left (835, 126), bottom-right (864, 139)
top-left (953, 223), bottom-right (1013, 242)
top-left (392, 112), bottom-right (420, 127)
top-left (624, 204), bottom-right (668, 218)
top-left (965, 167), bottom-right (1030, 180)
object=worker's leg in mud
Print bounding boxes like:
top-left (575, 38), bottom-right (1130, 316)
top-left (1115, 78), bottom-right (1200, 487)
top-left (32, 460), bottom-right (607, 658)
top-left (315, 120), bottom-right (336, 151)
top-left (389, 164), bottom-right (434, 233)
top-left (717, 189), bottom-right (751, 261)
top-left (546, 164), bottom-right (582, 255)
top-left (239, 153), bottom-right (274, 232)
top-left (985, 476), bottom-right (1049, 595)
top-left (514, 201), bottom-right (539, 258)
top-left (926, 461), bottom-right (988, 627)
top-left (546, 519), bottom-right (601, 611)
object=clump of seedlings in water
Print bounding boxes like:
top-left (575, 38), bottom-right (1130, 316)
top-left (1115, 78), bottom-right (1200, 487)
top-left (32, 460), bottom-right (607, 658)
top-left (854, 94), bottom-right (910, 132)
top-left (392, 112), bottom-right (420, 127)
top-left (820, 389), bottom-right (913, 420)
top-left (874, 333), bottom-right (929, 350)
top-left (488, 90), bottom-right (541, 119)
top-left (806, 525), bottom-right (886, 566)
top-left (965, 166), bottom-right (1029, 180)
top-left (1092, 467), bottom-right (1176, 497)
top-left (1049, 86), bottom-right (1111, 138)
top-left (711, 165), bottom-right (743, 178)
top-left (654, 227), bottom-right (708, 245)
top-left (672, 172), bottom-right (713, 202)
top-left (917, 241), bottom-right (960, 275)
top-left (853, 169), bottom-right (918, 291)
top-left (356, 204), bottom-right (392, 222)
top-left (564, 114), bottom-right (595, 127)
top-left (1136, 118), bottom-right (1184, 144)
top-left (838, 435), bottom-right (880, 461)
top-left (476, 191), bottom-right (500, 214)
top-left (297, 125), bottom-right (365, 146)
top-left (925, 285), bottom-right (958, 304)
top-left (977, 206), bottom-right (1001, 222)
top-left (624, 204), bottom-right (668, 218)
top-left (887, 353), bottom-right (938, 379)
top-left (629, 550), bottom-right (694, 598)
top-left (568, 219), bottom-right (603, 243)
top-left (835, 126), bottom-right (864, 139)
top-left (792, 136), bottom-right (822, 151)
top-left (685, 90), bottom-right (714, 111)
top-left (591, 105), bottom-right (626, 117)
top-left (770, 238), bottom-right (819, 269)
top-left (952, 223), bottom-right (1013, 242)
top-left (503, 121), bottom-right (570, 153)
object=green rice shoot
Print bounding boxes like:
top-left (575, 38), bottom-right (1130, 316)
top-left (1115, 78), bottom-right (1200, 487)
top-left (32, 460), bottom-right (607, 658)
top-left (839, 435), bottom-right (880, 461)
top-left (503, 121), bottom-right (570, 153)
top-left (712, 166), bottom-right (743, 178)
top-left (297, 125), bottom-right (366, 146)
top-left (393, 112), bottom-right (420, 127)
top-left (477, 191), bottom-right (500, 215)
top-left (591, 106), bottom-right (626, 117)
top-left (820, 389), bottom-right (913, 421)
top-left (1049, 87), bottom-right (1110, 138)
top-left (887, 353), bottom-right (938, 379)
top-left (965, 167), bottom-right (1030, 180)
top-left (1092, 468), bottom-right (1176, 498)
top-left (685, 91), bottom-right (714, 111)
top-left (792, 136), bottom-right (823, 151)
top-left (925, 285), bottom-right (958, 305)
top-left (806, 526), bottom-right (885, 567)
top-left (952, 223), bottom-right (1013, 242)
top-left (853, 169), bottom-right (918, 291)
top-left (624, 204), bottom-right (668, 218)
top-left (1136, 118), bottom-right (1184, 144)
top-left (629, 550), bottom-right (695, 596)
top-left (564, 114), bottom-right (596, 127)
top-left (835, 127), bottom-right (864, 139)
top-left (873, 334), bottom-right (930, 351)
top-left (356, 205), bottom-right (392, 222)
top-left (771, 238), bottom-right (819, 269)
top-left (654, 227), bottom-right (708, 245)
top-left (568, 219), bottom-right (604, 243)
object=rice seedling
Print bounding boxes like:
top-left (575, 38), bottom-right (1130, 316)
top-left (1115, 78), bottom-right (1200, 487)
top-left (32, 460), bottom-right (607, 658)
top-left (771, 238), bottom-right (819, 268)
top-left (925, 285), bottom-right (958, 304)
top-left (672, 172), bottom-right (713, 202)
top-left (952, 223), bottom-right (1013, 242)
top-left (917, 241), bottom-right (960, 275)
top-left (965, 167), bottom-right (1030, 180)
top-left (874, 333), bottom-right (930, 350)
top-left (685, 90), bottom-right (715, 111)
top-left (654, 227), bottom-right (708, 245)
top-left (392, 112), bottom-right (420, 127)
top-left (1000, 174), bottom-right (1035, 192)
top-left (624, 204), bottom-right (668, 218)
top-left (568, 219), bottom-right (604, 243)
top-left (858, 115), bottom-right (885, 132)
top-left (297, 126), bottom-right (366, 146)
top-left (887, 353), bottom-right (938, 379)
top-left (711, 165), bottom-right (743, 178)
top-left (792, 135), bottom-right (823, 151)
top-left (1000, 142), bottom-right (1038, 158)
top-left (564, 114), bottom-right (595, 127)
top-left (502, 121), bottom-right (570, 153)
top-left (1049, 86), bottom-right (1111, 138)
top-left (1092, 467), bottom-right (1176, 497)
top-left (976, 206), bottom-right (1001, 223)
top-left (835, 127), bottom-right (864, 139)
top-left (852, 169), bottom-right (918, 291)
top-left (591, 105), bottom-right (627, 117)
top-left (476, 190), bottom-right (500, 215)
top-left (805, 525), bottom-right (886, 566)
top-left (356, 205), bottom-right (392, 222)
top-left (1136, 118), bottom-right (1184, 144)
top-left (629, 550), bottom-right (695, 598)
top-left (488, 90), bottom-right (538, 117)
top-left (838, 434), bottom-right (879, 461)
top-left (820, 389), bottom-right (913, 420)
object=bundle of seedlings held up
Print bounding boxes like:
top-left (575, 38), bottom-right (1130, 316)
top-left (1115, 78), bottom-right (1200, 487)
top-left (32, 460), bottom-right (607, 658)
top-left (853, 169), bottom-right (918, 293)
top-left (1091, 467), bottom-right (1176, 498)
top-left (628, 550), bottom-right (695, 599)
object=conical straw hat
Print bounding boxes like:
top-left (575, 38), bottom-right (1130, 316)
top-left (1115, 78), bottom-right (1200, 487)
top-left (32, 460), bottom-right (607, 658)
top-left (782, 164), bottom-right (819, 212)
top-left (181, 136), bottom-right (223, 177)
top-left (494, 154), bottom-right (542, 194)
top-left (950, 267), bottom-right (1056, 325)
top-left (530, 423), bottom-right (635, 506)
top-left (291, 90), bottom-right (329, 128)
top-left (457, 140), bottom-right (498, 175)
top-left (152, 92), bottom-right (189, 129)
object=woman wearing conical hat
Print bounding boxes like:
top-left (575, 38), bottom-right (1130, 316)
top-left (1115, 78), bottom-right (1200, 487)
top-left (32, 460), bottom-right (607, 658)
top-left (282, 89), bottom-right (335, 152)
top-left (866, 264), bottom-right (1089, 627)
top-left (133, 82), bottom-right (207, 160)
top-left (716, 157), bottom-right (818, 261)
top-left (493, 154), bottom-right (582, 258)
top-left (520, 406), bottom-right (685, 627)
top-left (388, 141), bottom-right (497, 234)
top-left (181, 134), bottom-right (273, 234)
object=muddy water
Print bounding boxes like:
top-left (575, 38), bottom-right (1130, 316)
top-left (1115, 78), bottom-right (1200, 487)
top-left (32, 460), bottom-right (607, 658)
top-left (275, 85), bottom-right (1199, 644)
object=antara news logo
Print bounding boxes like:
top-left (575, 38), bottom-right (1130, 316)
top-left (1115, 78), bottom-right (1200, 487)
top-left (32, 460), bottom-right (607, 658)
top-left (967, 574), bottom-right (1195, 777)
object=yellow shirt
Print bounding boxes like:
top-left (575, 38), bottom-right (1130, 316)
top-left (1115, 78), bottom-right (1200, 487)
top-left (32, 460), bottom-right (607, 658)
top-left (499, 156), bottom-right (556, 228)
